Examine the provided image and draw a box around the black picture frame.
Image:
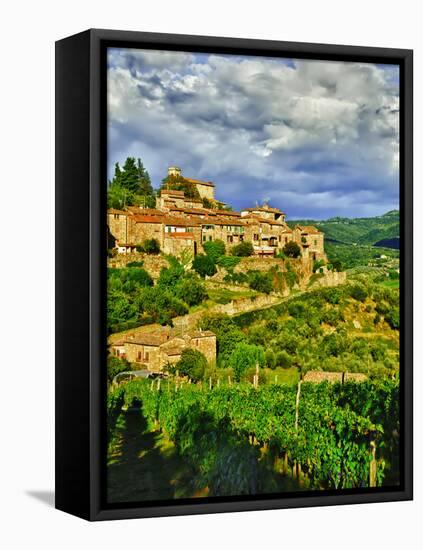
[55,28,413,521]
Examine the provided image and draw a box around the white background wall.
[0,1,420,548]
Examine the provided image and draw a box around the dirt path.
[107,409,200,503]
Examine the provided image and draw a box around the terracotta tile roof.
[185,177,215,187]
[242,206,284,214]
[126,207,163,216]
[161,189,185,196]
[168,207,210,215]
[132,215,164,224]
[297,225,321,234]
[201,216,246,226]
[163,216,200,227]
[212,209,241,217]
[108,208,129,215]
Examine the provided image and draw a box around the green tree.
[160,173,200,199]
[228,343,265,381]
[283,241,301,258]
[136,287,188,326]
[203,239,225,261]
[231,241,254,257]
[175,277,207,306]
[118,157,140,193]
[137,158,153,195]
[192,254,217,278]
[248,271,273,294]
[158,263,184,288]
[107,356,131,384]
[176,348,208,382]
[107,183,135,209]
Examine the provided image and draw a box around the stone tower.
[168,166,182,178]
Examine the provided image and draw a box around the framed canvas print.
[55,29,413,521]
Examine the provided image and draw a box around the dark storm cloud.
[107,48,399,218]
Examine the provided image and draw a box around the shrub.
[332,259,343,272]
[126,261,144,267]
[385,307,399,329]
[288,301,306,318]
[265,349,276,369]
[203,239,225,261]
[125,267,153,287]
[275,350,292,369]
[143,238,160,254]
[283,241,301,258]
[323,288,342,304]
[192,254,217,278]
[349,284,368,302]
[231,241,254,257]
[217,255,241,271]
[313,259,325,272]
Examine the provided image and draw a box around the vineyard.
[107,378,400,499]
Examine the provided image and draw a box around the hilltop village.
[107,166,342,375]
[108,166,326,262]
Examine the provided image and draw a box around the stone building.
[107,166,326,259]
[110,329,216,372]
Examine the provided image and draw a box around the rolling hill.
[288,210,399,248]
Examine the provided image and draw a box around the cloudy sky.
[107,47,399,220]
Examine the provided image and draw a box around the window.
[285,237,288,243]
[279,236,281,242]
[253,234,259,241]
[209,236,213,241]
[114,214,119,219]
[145,352,150,361]
[202,235,206,242]
[314,239,318,246]
[240,235,244,241]
[227,235,233,243]
[137,351,142,360]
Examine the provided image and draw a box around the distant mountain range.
[288,210,400,249]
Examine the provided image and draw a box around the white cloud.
[107,48,399,218]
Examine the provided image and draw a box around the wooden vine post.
[295,377,303,433]
[253,363,259,389]
[369,440,377,487]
